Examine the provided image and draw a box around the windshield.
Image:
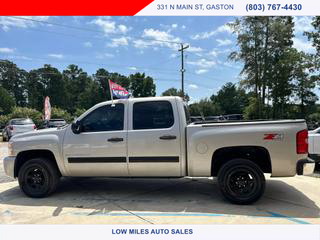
[11,119,34,125]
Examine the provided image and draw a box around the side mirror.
[71,121,82,134]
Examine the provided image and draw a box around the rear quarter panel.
[187,120,307,177]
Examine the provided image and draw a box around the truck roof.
[77,96,184,121]
[96,96,183,106]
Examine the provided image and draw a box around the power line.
[1,55,179,74]
[8,16,183,45]
[0,60,213,90]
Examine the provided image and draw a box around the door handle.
[159,135,177,140]
[107,137,124,142]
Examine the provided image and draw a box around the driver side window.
[81,104,124,132]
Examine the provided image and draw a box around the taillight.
[296,129,308,154]
[9,125,14,131]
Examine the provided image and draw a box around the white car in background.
[308,127,320,165]
[2,118,36,141]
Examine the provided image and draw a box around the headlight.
[8,142,14,156]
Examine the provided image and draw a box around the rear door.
[127,99,182,176]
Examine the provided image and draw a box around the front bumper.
[297,158,315,176]
[3,156,16,178]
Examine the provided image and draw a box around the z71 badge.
[264,133,284,141]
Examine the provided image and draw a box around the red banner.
[0,0,154,15]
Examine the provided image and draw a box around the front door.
[63,103,128,176]
[127,99,182,176]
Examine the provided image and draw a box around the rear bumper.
[297,158,315,176]
[3,156,16,178]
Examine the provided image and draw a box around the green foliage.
[229,16,319,120]
[161,87,190,102]
[0,115,10,127]
[0,60,27,107]
[0,87,15,114]
[210,82,249,114]
[51,107,72,123]
[244,97,266,120]
[305,16,320,58]
[188,98,223,117]
[8,107,42,126]
[308,112,320,122]
[129,72,156,97]
[74,108,87,118]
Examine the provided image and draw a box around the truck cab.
[63,97,186,177]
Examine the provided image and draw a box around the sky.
[0,16,316,103]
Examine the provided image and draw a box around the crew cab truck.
[3,97,315,204]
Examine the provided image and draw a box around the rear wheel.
[18,158,60,198]
[218,158,265,204]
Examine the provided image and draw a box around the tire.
[217,158,265,204]
[18,158,60,198]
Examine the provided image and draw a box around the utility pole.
[178,43,189,99]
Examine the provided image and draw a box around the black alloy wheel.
[218,158,265,204]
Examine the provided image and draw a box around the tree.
[74,108,87,118]
[26,65,66,112]
[0,60,27,106]
[210,82,249,114]
[63,64,93,112]
[268,17,295,118]
[51,107,72,122]
[188,98,222,117]
[305,16,320,58]
[292,51,318,118]
[129,72,156,97]
[229,17,296,119]
[93,68,112,102]
[161,87,190,102]
[0,87,15,114]
[229,17,272,117]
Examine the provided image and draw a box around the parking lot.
[0,141,319,224]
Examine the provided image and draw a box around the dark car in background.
[205,116,226,122]
[41,119,67,129]
[190,116,205,122]
[2,118,36,141]
[224,114,243,121]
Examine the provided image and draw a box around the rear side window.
[81,104,124,132]
[184,104,191,124]
[133,101,174,130]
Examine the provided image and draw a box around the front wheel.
[218,158,265,204]
[18,158,60,198]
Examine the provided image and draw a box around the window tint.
[183,104,191,124]
[81,104,124,132]
[133,101,174,130]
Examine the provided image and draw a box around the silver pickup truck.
[3,96,315,204]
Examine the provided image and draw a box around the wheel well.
[211,146,271,176]
[14,150,61,178]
